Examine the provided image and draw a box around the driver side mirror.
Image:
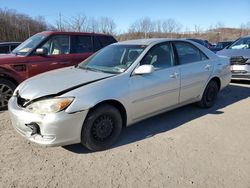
[35,48,48,56]
[133,65,154,75]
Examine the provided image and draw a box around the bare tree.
[129,17,155,38]
[87,17,99,32]
[71,14,89,32]
[55,14,116,34]
[99,17,116,34]
[162,18,182,33]
[155,20,162,33]
[0,8,49,42]
[215,21,225,29]
[194,24,202,34]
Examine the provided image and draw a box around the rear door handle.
[59,61,71,65]
[205,64,211,70]
[170,72,179,78]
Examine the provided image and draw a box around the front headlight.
[26,97,74,114]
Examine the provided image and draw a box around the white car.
[217,35,250,80]
[8,38,231,151]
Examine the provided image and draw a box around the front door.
[26,35,71,77]
[129,42,180,121]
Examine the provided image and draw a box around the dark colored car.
[217,36,250,81]
[187,39,212,49]
[0,42,21,54]
[211,41,234,53]
[0,31,117,109]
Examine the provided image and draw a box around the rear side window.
[71,35,92,54]
[0,45,10,53]
[93,36,102,51]
[11,45,19,51]
[174,42,208,65]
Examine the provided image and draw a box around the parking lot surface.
[0,82,250,188]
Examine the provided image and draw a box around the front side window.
[71,35,92,54]
[78,45,146,74]
[228,37,250,50]
[175,42,208,65]
[39,35,70,55]
[12,34,46,56]
[141,43,174,69]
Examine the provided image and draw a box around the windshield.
[215,42,224,48]
[12,34,47,55]
[78,44,146,74]
[228,37,250,50]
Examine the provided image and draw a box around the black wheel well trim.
[209,76,221,90]
[0,74,18,86]
[89,99,127,128]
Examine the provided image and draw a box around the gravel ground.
[0,82,250,188]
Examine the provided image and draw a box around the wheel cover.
[91,115,114,142]
[0,84,13,108]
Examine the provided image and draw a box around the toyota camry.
[8,38,231,151]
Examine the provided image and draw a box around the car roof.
[37,31,113,37]
[115,38,219,60]
[116,38,194,46]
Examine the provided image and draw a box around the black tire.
[81,104,123,151]
[197,80,219,108]
[0,78,16,110]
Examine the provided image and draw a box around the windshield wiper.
[78,66,103,73]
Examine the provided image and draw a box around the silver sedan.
[8,39,231,151]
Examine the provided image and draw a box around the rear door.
[0,45,10,54]
[173,41,213,103]
[68,35,94,64]
[130,42,180,120]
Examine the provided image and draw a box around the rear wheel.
[197,80,219,108]
[81,104,122,151]
[0,78,16,110]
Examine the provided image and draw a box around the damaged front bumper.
[8,96,88,147]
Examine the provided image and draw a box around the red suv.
[0,31,117,109]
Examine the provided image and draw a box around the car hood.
[217,49,250,58]
[17,66,114,100]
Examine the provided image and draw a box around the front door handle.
[170,72,179,78]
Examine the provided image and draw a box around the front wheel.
[197,80,219,108]
[81,104,123,151]
[0,78,16,110]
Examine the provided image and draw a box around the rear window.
[71,35,92,54]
